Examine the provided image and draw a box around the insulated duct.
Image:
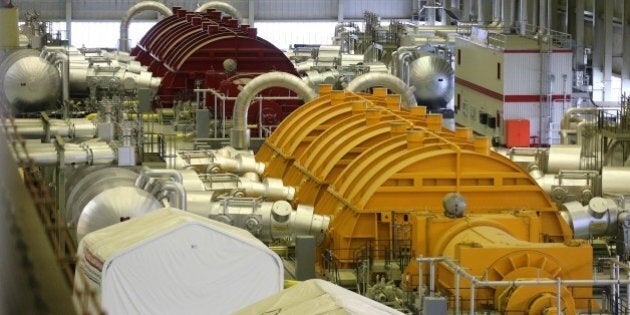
[230,72,318,149]
[345,72,418,109]
[119,1,173,52]
[194,1,243,23]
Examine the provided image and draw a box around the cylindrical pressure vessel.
[0,50,61,112]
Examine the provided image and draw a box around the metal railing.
[417,256,630,315]
[1,108,104,313]
[455,23,572,50]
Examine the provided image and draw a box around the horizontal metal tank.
[65,167,162,242]
[0,49,60,112]
[408,54,453,110]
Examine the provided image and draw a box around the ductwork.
[119,1,173,52]
[345,72,418,109]
[230,72,318,149]
[194,1,243,23]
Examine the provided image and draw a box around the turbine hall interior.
[2,0,630,314]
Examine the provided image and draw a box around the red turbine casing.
[131,7,301,125]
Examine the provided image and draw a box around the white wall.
[51,21,336,51]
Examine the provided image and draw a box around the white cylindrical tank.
[408,54,454,110]
[0,6,19,48]
[0,49,61,112]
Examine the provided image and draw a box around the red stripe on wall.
[504,95,571,102]
[455,77,503,101]
[503,49,572,53]
[457,77,571,103]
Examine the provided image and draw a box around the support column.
[477,0,492,24]
[427,0,436,25]
[443,0,452,25]
[623,0,630,94]
[248,0,255,26]
[529,0,538,31]
[65,0,71,44]
[461,0,471,22]
[518,0,528,35]
[593,0,614,101]
[338,0,344,22]
[568,0,585,69]
[501,0,515,32]
[412,0,419,17]
[549,0,561,32]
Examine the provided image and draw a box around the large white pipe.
[230,72,318,149]
[194,1,243,23]
[345,72,418,109]
[119,1,173,52]
[1,118,96,139]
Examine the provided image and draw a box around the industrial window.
[456,93,461,111]
[497,62,501,80]
[457,49,461,65]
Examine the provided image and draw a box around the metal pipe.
[51,52,70,111]
[194,1,243,23]
[119,1,173,52]
[135,168,184,191]
[429,260,436,296]
[426,0,436,26]
[455,271,460,315]
[501,0,515,31]
[491,0,502,26]
[561,107,618,130]
[518,0,528,35]
[469,281,475,314]
[418,255,423,311]
[1,118,96,139]
[230,72,317,149]
[158,181,187,210]
[556,277,561,315]
[477,0,492,24]
[537,0,547,36]
[345,72,418,109]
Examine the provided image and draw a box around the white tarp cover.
[74,207,283,315]
[233,279,405,315]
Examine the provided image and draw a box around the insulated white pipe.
[345,72,418,109]
[230,72,318,149]
[158,181,187,210]
[119,1,173,52]
[52,52,70,107]
[194,1,243,23]
[135,168,184,191]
